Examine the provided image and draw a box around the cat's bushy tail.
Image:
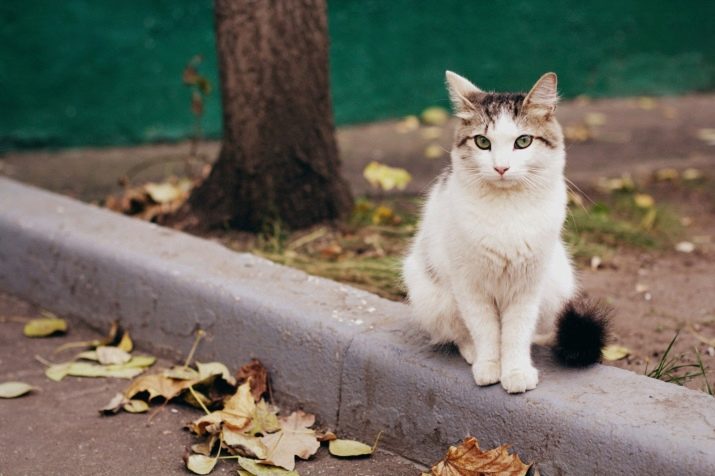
[552,300,611,367]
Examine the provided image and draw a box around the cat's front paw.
[501,366,539,394]
[472,360,501,386]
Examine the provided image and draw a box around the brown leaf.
[431,437,530,476]
[260,411,320,471]
[124,373,194,401]
[235,359,268,401]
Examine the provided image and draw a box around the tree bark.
[184,0,353,232]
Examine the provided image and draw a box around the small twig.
[147,399,169,424]
[34,355,53,367]
[184,329,206,369]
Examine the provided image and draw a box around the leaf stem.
[184,329,206,368]
[189,385,211,415]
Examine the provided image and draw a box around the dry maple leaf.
[260,411,320,471]
[124,373,194,401]
[189,382,256,435]
[431,437,530,476]
[235,359,268,401]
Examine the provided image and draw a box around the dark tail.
[553,300,611,367]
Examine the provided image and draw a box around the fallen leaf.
[695,128,715,146]
[420,126,443,140]
[363,161,412,192]
[164,365,201,380]
[590,256,602,271]
[24,316,67,337]
[238,456,299,476]
[395,115,419,133]
[675,241,695,253]
[682,168,703,181]
[636,97,656,110]
[123,399,150,413]
[47,361,145,381]
[633,193,654,209]
[654,168,679,182]
[424,144,444,159]
[317,431,337,442]
[99,392,128,414]
[0,381,35,398]
[584,112,606,127]
[191,437,217,457]
[145,182,184,204]
[122,355,156,369]
[96,346,132,365]
[197,362,237,386]
[236,359,268,401]
[260,411,320,470]
[602,345,630,361]
[328,439,374,457]
[248,400,281,436]
[564,124,591,142]
[124,373,193,400]
[118,331,134,352]
[185,452,219,475]
[76,350,99,361]
[421,106,449,126]
[431,436,530,476]
[222,427,268,459]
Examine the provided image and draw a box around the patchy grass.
[215,185,682,301]
[645,332,713,394]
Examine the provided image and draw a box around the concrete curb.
[1,177,713,475]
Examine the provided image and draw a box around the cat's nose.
[494,166,510,176]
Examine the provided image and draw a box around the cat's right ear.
[445,71,482,118]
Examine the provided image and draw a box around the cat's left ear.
[445,71,483,118]
[523,72,559,116]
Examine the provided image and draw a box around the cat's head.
[446,71,565,191]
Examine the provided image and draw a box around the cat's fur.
[403,71,608,393]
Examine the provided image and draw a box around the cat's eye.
[514,135,533,149]
[474,135,491,150]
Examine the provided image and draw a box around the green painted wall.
[2,1,713,150]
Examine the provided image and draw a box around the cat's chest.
[452,200,559,269]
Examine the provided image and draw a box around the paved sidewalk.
[0,292,424,476]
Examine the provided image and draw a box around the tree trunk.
[185,0,353,232]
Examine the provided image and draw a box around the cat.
[402,71,608,394]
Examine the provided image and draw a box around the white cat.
[403,71,608,394]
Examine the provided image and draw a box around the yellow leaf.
[123,399,149,413]
[0,381,35,398]
[197,361,237,386]
[124,373,194,400]
[584,112,606,127]
[163,366,200,380]
[395,115,419,133]
[421,106,449,126]
[118,331,133,352]
[99,392,127,414]
[185,452,219,475]
[636,97,656,110]
[49,361,145,380]
[682,168,703,181]
[121,355,156,369]
[602,345,630,361]
[260,411,320,470]
[145,181,184,204]
[238,456,299,476]
[431,437,530,476]
[363,161,412,192]
[654,168,679,182]
[328,439,374,457]
[222,428,268,459]
[24,316,67,337]
[96,346,132,365]
[424,144,444,159]
[420,126,443,140]
[633,193,654,209]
